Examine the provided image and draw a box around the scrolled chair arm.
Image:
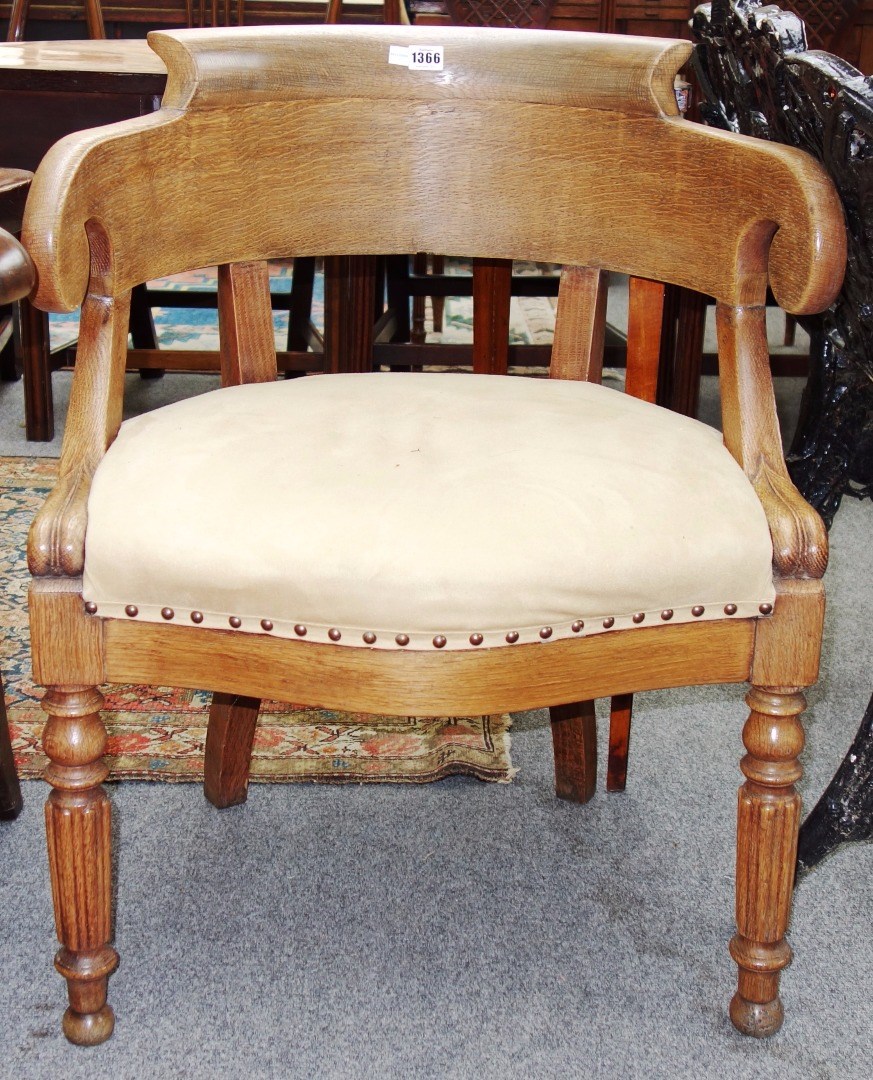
[27,281,132,578]
[715,300,829,581]
[750,457,828,579]
[28,464,93,577]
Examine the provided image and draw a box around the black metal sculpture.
[797,693,873,871]
[693,0,872,526]
[694,1,873,872]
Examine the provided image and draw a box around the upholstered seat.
[83,372,775,648]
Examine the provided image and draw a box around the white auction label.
[388,45,444,71]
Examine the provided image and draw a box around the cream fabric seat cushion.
[83,373,775,650]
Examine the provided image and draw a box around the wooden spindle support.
[730,686,805,1037]
[42,686,117,1046]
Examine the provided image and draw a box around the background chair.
[23,24,843,1046]
[0,222,34,822]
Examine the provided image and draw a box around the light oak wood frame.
[22,25,845,1045]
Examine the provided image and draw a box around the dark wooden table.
[0,38,385,440]
[0,39,166,439]
[0,39,165,174]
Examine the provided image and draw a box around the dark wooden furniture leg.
[411,251,428,345]
[323,255,377,373]
[7,0,105,41]
[0,673,23,820]
[129,282,163,379]
[472,258,512,374]
[83,0,106,39]
[287,256,316,354]
[606,693,632,793]
[797,691,873,872]
[550,701,597,804]
[670,288,707,418]
[5,0,31,41]
[18,296,53,442]
[431,254,445,332]
[385,253,411,345]
[203,692,261,808]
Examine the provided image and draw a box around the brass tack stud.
[632,612,645,624]
[692,605,705,617]
[571,620,584,633]
[84,601,98,615]
[724,604,737,616]
[602,617,615,629]
[433,635,447,649]
[661,609,674,621]
[363,631,377,645]
[469,633,484,646]
[190,611,204,624]
[229,616,242,629]
[125,605,138,618]
[328,628,342,641]
[505,631,519,644]
[260,619,273,632]
[539,627,553,640]
[758,603,773,615]
[161,607,174,621]
[294,624,307,637]
[395,634,410,647]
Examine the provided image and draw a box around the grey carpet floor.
[0,318,870,1078]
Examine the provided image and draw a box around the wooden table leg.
[0,302,18,380]
[18,295,54,442]
[287,256,316,353]
[671,288,707,418]
[130,283,164,380]
[5,0,31,42]
[472,258,512,374]
[0,673,23,820]
[323,255,377,373]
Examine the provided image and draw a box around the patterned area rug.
[1,457,513,784]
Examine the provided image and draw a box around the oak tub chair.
[22,24,844,1045]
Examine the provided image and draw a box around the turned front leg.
[42,686,118,1046]
[730,687,805,1037]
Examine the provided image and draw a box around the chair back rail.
[23,26,843,318]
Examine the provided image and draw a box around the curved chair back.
[24,25,842,318]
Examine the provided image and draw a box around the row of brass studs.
[86,601,774,641]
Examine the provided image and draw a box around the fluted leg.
[42,687,118,1046]
[730,686,805,1037]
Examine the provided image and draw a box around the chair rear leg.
[730,686,806,1037]
[607,693,633,792]
[42,686,117,1045]
[0,673,22,819]
[549,700,597,804]
[204,692,261,808]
